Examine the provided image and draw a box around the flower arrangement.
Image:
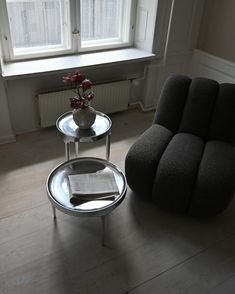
[62,70,94,110]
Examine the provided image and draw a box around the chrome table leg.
[65,142,70,161]
[106,134,111,161]
[75,142,79,157]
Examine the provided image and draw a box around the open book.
[68,169,119,205]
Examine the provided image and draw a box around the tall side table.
[46,157,127,245]
[56,111,112,161]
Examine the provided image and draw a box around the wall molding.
[189,49,235,82]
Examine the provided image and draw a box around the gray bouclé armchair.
[125,74,235,216]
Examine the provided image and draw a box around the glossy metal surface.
[56,111,112,143]
[47,157,127,217]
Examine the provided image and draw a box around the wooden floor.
[1,108,235,294]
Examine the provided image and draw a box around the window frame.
[0,0,135,62]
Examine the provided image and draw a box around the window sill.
[1,48,155,79]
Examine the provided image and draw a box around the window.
[5,0,71,56]
[0,0,134,61]
[80,0,131,50]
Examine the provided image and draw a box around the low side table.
[46,157,127,245]
[56,111,112,161]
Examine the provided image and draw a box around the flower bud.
[82,79,92,91]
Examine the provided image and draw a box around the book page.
[68,169,119,200]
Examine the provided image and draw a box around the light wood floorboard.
[0,108,235,294]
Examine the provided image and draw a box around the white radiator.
[38,80,130,127]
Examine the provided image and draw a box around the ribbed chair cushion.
[125,124,173,197]
[189,141,235,216]
[125,74,235,216]
[152,133,204,213]
[178,78,219,139]
[208,84,235,144]
[153,75,191,133]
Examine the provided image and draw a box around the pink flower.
[82,79,92,91]
[71,71,86,84]
[69,97,80,109]
[77,100,85,109]
[70,96,88,109]
[63,70,95,110]
[63,71,86,84]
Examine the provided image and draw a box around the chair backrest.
[154,74,235,145]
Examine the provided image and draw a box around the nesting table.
[56,111,112,161]
[47,157,127,245]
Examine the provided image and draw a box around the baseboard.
[0,134,16,145]
[189,49,235,83]
[129,102,156,112]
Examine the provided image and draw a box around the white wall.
[197,0,235,63]
[141,0,205,109]
[0,77,15,143]
[190,0,235,84]
[0,0,205,142]
[0,43,15,143]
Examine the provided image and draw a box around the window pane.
[81,0,123,42]
[6,0,70,53]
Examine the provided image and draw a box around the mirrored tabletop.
[56,111,112,143]
[47,157,127,217]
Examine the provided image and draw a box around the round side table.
[56,111,112,161]
[47,157,127,245]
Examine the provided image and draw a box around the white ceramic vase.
[72,106,96,129]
